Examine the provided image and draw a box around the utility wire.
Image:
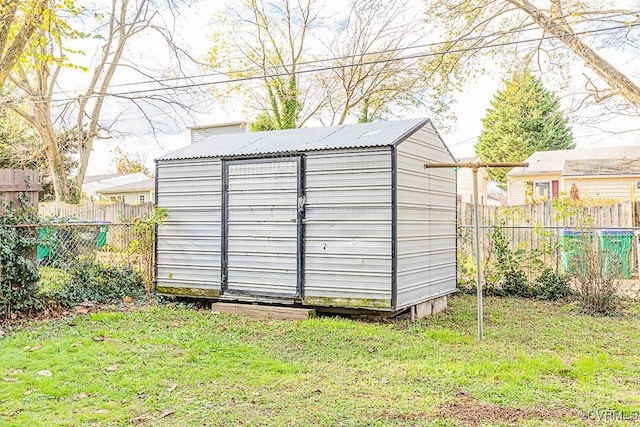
[9,20,640,106]
[49,9,640,96]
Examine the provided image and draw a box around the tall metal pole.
[472,166,483,341]
[424,161,528,342]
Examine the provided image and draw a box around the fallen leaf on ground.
[158,410,175,419]
[75,306,89,314]
[74,392,88,400]
[105,364,120,372]
[29,344,42,352]
[12,369,23,375]
[167,384,178,393]
[92,336,106,342]
[170,322,180,327]
[36,370,52,377]
[123,296,134,303]
[131,415,154,423]
[3,378,16,382]
[95,409,109,414]
[23,389,34,396]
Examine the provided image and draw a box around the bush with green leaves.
[531,268,572,301]
[38,260,145,308]
[490,222,530,297]
[0,195,41,319]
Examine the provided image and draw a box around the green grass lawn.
[1,295,639,426]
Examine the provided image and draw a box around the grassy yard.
[1,296,639,426]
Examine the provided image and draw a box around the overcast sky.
[72,0,640,176]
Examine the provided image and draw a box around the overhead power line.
[47,9,639,97]
[9,19,640,106]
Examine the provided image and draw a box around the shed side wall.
[156,159,222,294]
[303,148,392,308]
[396,127,457,309]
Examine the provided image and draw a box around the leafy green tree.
[0,107,76,199]
[112,147,151,176]
[475,69,574,186]
[421,0,640,116]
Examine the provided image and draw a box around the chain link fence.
[35,222,142,268]
[458,224,640,285]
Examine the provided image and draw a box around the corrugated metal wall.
[156,159,222,293]
[225,159,300,297]
[396,127,457,308]
[304,148,393,308]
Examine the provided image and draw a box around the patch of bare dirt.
[434,390,579,426]
[380,390,582,426]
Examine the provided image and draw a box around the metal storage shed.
[155,118,457,315]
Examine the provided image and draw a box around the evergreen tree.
[475,70,574,187]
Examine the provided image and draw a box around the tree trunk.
[512,0,640,108]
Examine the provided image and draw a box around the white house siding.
[396,127,457,309]
[456,168,489,204]
[507,173,559,205]
[155,159,222,294]
[303,148,393,308]
[101,191,152,205]
[563,176,640,201]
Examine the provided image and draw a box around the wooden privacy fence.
[457,201,640,278]
[458,201,636,228]
[0,169,40,209]
[39,201,154,222]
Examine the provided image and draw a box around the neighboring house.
[95,177,155,204]
[82,173,150,202]
[189,121,248,144]
[507,146,640,205]
[456,157,491,204]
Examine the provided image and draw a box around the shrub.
[531,268,572,301]
[490,223,530,297]
[122,207,167,299]
[0,195,41,319]
[497,268,529,297]
[457,277,477,295]
[570,243,622,315]
[38,260,145,308]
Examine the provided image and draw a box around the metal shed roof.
[157,118,430,161]
[563,158,640,177]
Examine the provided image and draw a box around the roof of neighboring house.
[507,146,640,177]
[84,173,128,183]
[82,172,150,196]
[188,121,247,130]
[97,177,155,194]
[563,158,640,176]
[158,118,434,161]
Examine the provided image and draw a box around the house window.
[139,194,145,203]
[109,195,124,202]
[534,182,551,200]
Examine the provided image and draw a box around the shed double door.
[223,158,303,297]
